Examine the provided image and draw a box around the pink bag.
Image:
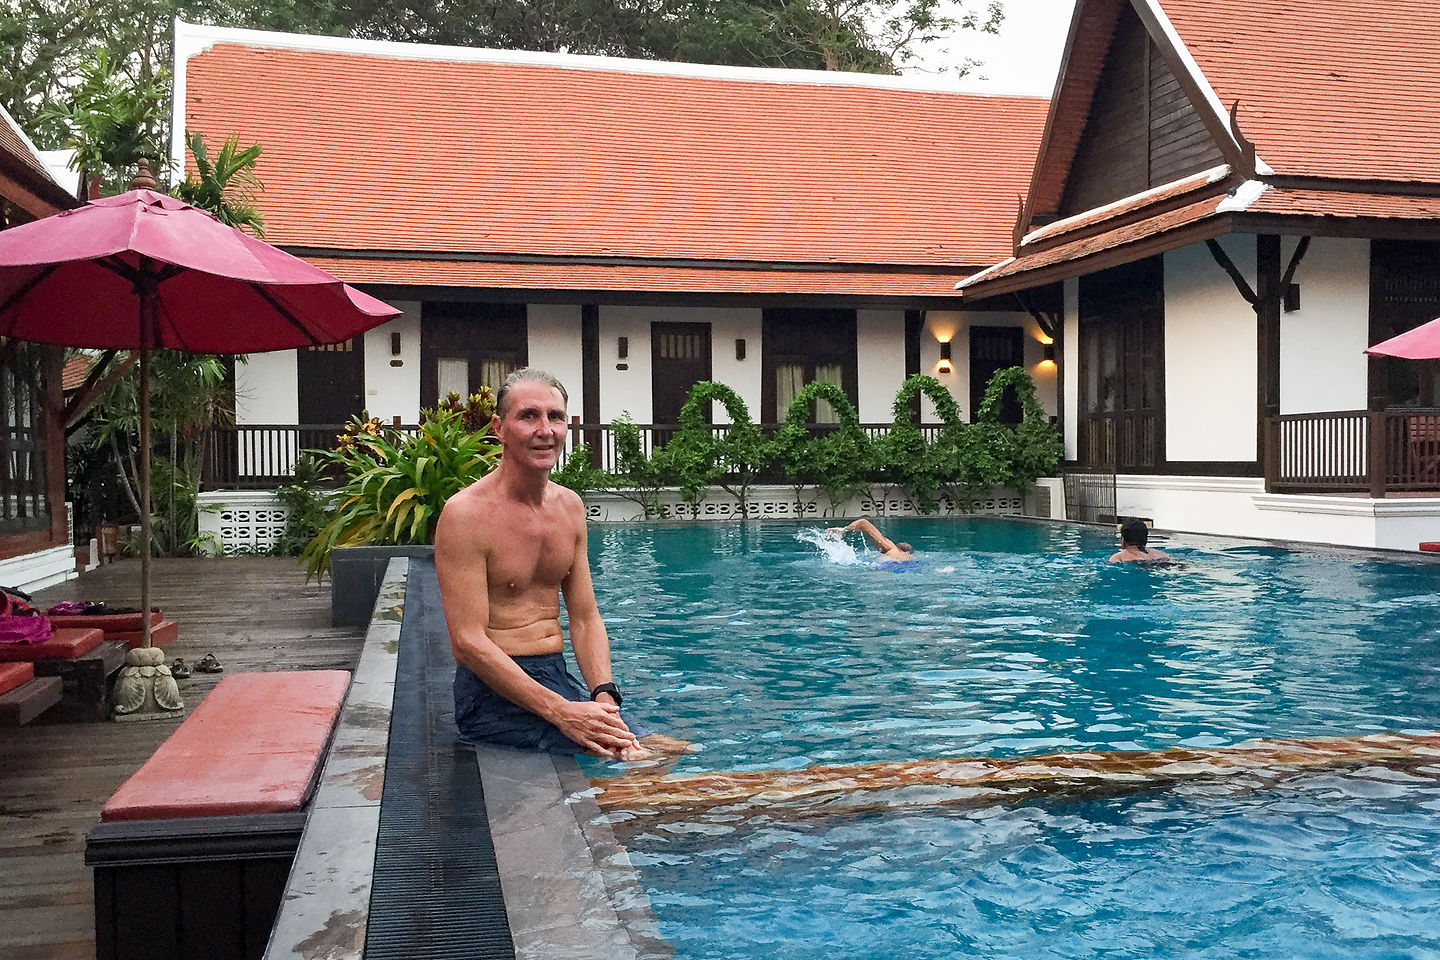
[0,589,53,644]
[0,614,52,645]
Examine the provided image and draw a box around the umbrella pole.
[111,307,182,720]
[139,345,152,649]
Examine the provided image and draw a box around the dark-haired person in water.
[826,517,916,563]
[1109,518,1172,563]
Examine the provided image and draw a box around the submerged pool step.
[593,730,1440,816]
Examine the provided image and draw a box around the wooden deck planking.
[0,557,364,960]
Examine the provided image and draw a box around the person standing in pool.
[1109,518,1172,563]
[435,368,684,760]
[826,517,915,562]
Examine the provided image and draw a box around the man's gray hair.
[496,367,569,417]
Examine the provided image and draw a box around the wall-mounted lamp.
[617,336,628,359]
[735,338,746,361]
[390,331,402,356]
[1284,283,1301,312]
[937,339,952,375]
[1041,344,1056,365]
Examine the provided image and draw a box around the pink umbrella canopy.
[0,189,400,655]
[0,189,397,350]
[1365,316,1440,360]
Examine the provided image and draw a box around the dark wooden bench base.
[86,812,306,960]
[0,675,62,725]
[33,640,127,721]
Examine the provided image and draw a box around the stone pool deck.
[254,556,670,960]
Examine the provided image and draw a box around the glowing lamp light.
[937,339,952,374]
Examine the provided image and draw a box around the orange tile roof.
[1161,0,1440,183]
[961,194,1232,297]
[0,106,75,216]
[1245,189,1440,220]
[61,356,93,392]
[1023,165,1232,250]
[180,30,1047,297]
[307,256,966,300]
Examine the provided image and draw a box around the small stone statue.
[112,646,185,721]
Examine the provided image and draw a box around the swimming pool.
[577,519,1440,959]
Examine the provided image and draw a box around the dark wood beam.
[63,350,138,432]
[580,304,600,466]
[1205,239,1259,310]
[1256,235,1283,461]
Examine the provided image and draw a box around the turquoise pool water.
[578,519,1440,959]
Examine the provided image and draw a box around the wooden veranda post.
[1368,396,1387,499]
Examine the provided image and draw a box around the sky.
[909,0,1079,96]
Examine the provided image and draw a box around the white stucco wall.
[362,301,420,423]
[527,304,584,416]
[1112,476,1440,553]
[926,309,1057,424]
[856,310,907,421]
[709,309,763,423]
[1064,278,1079,460]
[235,349,298,425]
[597,305,763,424]
[1164,237,1258,461]
[1279,236,1371,414]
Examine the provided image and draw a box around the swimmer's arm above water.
[837,517,898,554]
[434,497,639,758]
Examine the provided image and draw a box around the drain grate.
[366,558,516,960]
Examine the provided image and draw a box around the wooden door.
[969,326,1024,425]
[297,338,364,424]
[1078,257,1165,470]
[651,322,711,433]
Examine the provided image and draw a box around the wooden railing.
[203,421,946,489]
[1077,412,1162,472]
[1264,406,1440,496]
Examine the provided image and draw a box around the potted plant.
[302,391,499,624]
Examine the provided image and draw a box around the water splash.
[796,527,869,565]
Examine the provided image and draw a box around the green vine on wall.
[974,366,1063,491]
[772,381,873,513]
[880,374,965,512]
[610,414,669,517]
[663,381,771,516]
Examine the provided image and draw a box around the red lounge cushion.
[0,662,34,696]
[0,628,105,662]
[102,670,350,822]
[110,620,179,649]
[1421,542,1440,553]
[47,611,163,632]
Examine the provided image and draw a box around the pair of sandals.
[170,654,222,679]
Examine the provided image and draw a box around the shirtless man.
[435,368,677,760]
[826,517,915,562]
[1108,518,1173,563]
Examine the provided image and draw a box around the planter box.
[331,544,435,626]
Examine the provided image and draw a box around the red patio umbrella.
[0,189,399,668]
[1365,316,1440,360]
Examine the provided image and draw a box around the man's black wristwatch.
[590,682,622,706]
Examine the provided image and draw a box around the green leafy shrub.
[663,382,771,516]
[878,374,965,513]
[771,382,873,513]
[973,366,1063,491]
[551,443,607,494]
[300,403,500,577]
[610,414,669,517]
[270,453,336,557]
